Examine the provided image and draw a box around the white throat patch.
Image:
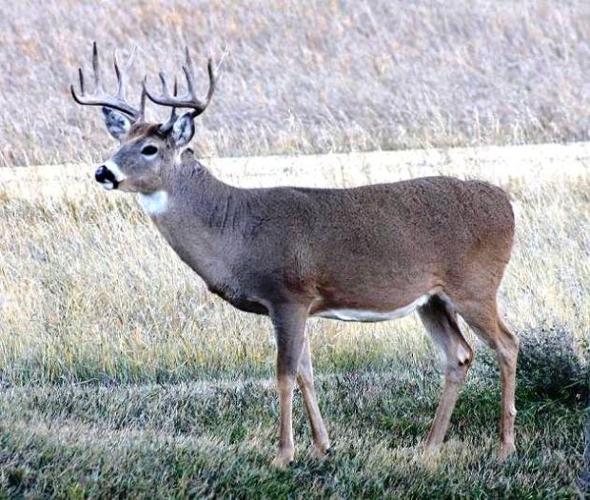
[138,191,169,216]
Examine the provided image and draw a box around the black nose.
[95,165,118,187]
[95,165,108,183]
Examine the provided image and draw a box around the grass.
[1,0,589,495]
[0,369,584,498]
[0,153,588,496]
[1,0,590,167]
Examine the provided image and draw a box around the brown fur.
[127,147,518,466]
[85,114,519,466]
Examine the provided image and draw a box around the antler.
[158,79,180,134]
[71,42,144,121]
[144,47,216,119]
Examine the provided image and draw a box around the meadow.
[1,0,589,167]
[1,147,588,497]
[1,0,589,497]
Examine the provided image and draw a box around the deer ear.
[102,107,131,140]
[170,112,195,147]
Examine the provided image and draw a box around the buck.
[72,43,519,467]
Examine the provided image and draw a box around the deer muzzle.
[95,165,118,190]
[95,160,127,190]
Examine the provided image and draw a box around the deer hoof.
[310,444,332,460]
[498,443,516,461]
[271,453,294,469]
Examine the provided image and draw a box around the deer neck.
[138,155,244,287]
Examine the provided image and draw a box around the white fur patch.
[138,191,169,216]
[104,159,127,182]
[101,180,114,191]
[457,344,471,365]
[315,294,430,322]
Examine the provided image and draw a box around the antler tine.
[183,47,197,97]
[113,51,123,100]
[113,46,137,102]
[182,49,217,117]
[138,83,147,122]
[158,77,179,134]
[77,67,85,95]
[172,77,179,119]
[204,58,216,107]
[144,47,216,119]
[181,65,196,100]
[92,42,103,92]
[71,42,141,121]
[159,72,172,98]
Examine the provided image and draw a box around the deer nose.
[95,165,118,189]
[95,165,108,183]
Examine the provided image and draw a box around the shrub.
[475,325,588,404]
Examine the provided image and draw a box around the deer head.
[71,42,216,193]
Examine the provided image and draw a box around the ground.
[0,367,584,497]
[0,148,587,497]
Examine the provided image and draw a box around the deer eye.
[141,145,158,156]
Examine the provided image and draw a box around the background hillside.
[1,0,590,167]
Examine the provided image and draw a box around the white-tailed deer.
[72,43,519,467]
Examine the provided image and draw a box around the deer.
[71,43,519,467]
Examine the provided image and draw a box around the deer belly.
[314,294,430,322]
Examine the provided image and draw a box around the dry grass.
[0,150,588,384]
[0,148,588,495]
[1,0,590,167]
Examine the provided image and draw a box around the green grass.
[0,366,585,498]
[1,155,588,496]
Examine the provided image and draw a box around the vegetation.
[0,0,588,496]
[1,0,590,167]
[0,368,584,498]
[1,154,587,497]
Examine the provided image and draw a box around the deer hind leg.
[270,302,308,468]
[457,300,519,459]
[297,336,330,458]
[418,295,474,452]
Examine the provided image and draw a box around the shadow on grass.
[579,402,590,495]
[475,325,588,406]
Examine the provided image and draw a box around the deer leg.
[495,318,519,459]
[297,335,330,457]
[270,302,308,468]
[418,296,474,452]
[458,301,519,459]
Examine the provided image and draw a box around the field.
[1,0,589,498]
[1,146,589,497]
[1,0,590,167]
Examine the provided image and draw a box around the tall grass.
[1,150,587,496]
[1,0,590,167]
[0,158,587,386]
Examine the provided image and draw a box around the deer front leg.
[270,302,308,468]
